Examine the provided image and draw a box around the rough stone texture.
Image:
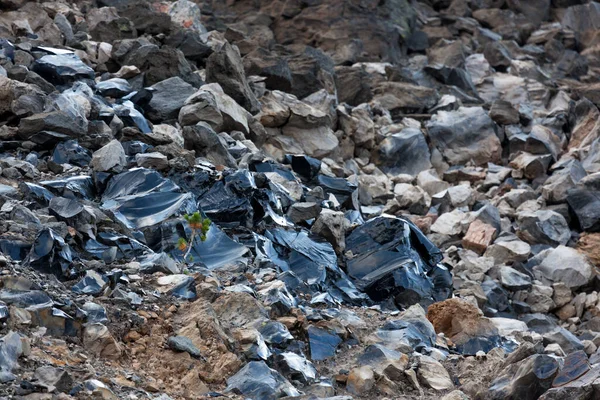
[145,77,196,122]
[427,107,502,166]
[534,246,594,289]
[417,355,454,391]
[375,128,432,176]
[462,220,496,254]
[206,43,260,114]
[183,123,237,168]
[90,140,126,173]
[517,210,570,247]
[346,366,375,395]
[2,0,600,399]
[83,323,122,360]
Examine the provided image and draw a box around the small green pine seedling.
[179,212,211,262]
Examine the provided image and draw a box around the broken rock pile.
[1,0,600,399]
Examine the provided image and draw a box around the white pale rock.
[153,124,184,147]
[490,317,528,336]
[431,210,466,236]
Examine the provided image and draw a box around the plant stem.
[183,229,196,261]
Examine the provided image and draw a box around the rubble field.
[2,0,600,399]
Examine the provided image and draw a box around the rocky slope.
[1,0,600,399]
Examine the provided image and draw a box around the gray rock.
[439,184,474,208]
[33,365,73,393]
[18,111,86,139]
[311,209,346,255]
[509,152,552,180]
[376,128,432,176]
[226,360,299,398]
[487,354,558,400]
[167,336,204,359]
[145,76,197,122]
[201,83,250,134]
[372,81,438,115]
[542,160,587,204]
[135,152,169,171]
[179,88,224,128]
[10,205,41,225]
[543,327,585,354]
[82,323,122,359]
[527,284,555,314]
[358,344,407,377]
[168,0,207,33]
[96,78,133,98]
[490,99,519,125]
[90,140,126,173]
[426,106,501,166]
[183,122,237,168]
[534,245,594,289]
[338,104,375,148]
[347,366,375,395]
[484,239,531,264]
[517,210,570,246]
[430,209,466,236]
[115,42,202,87]
[483,41,513,69]
[358,173,394,205]
[500,266,532,291]
[417,354,454,391]
[0,331,24,383]
[206,42,260,114]
[287,202,322,223]
[472,204,502,233]
[501,188,537,209]
[273,352,317,384]
[393,183,431,215]
[275,125,339,160]
[417,169,450,196]
[567,188,600,232]
[552,282,573,308]
[562,2,600,32]
[539,365,600,400]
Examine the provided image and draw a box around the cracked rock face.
[1,0,600,399]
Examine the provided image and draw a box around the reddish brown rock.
[426,298,498,348]
[462,220,497,254]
